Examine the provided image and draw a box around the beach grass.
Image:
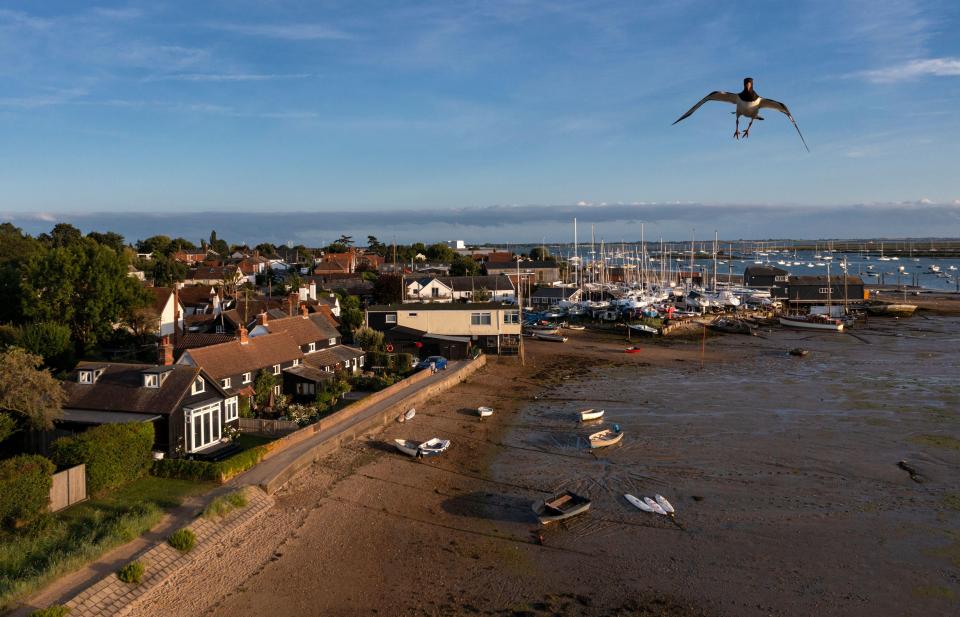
[0,476,211,611]
[202,489,250,520]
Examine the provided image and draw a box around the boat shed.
[743,265,790,299]
[786,275,865,307]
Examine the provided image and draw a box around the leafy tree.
[341,308,364,332]
[337,234,354,246]
[17,322,74,371]
[255,243,277,257]
[0,347,65,431]
[253,369,277,409]
[208,230,229,256]
[87,231,126,254]
[372,273,403,305]
[473,286,492,302]
[151,254,188,287]
[0,223,42,323]
[529,247,553,261]
[353,325,384,352]
[137,235,172,256]
[21,238,151,350]
[450,254,480,276]
[39,223,83,248]
[366,235,386,256]
[325,242,349,254]
[169,237,197,253]
[426,243,456,262]
[0,413,15,443]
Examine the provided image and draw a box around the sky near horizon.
[2,1,960,242]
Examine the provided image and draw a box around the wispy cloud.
[858,57,960,82]
[142,72,311,83]
[0,88,86,108]
[210,22,352,41]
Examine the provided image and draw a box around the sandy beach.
[136,319,960,617]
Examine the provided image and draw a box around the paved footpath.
[13,360,472,616]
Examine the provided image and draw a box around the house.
[172,250,209,264]
[404,276,516,303]
[184,265,244,287]
[365,302,522,357]
[177,285,222,316]
[306,274,374,298]
[744,266,790,298]
[60,351,237,458]
[314,251,357,274]
[486,260,561,285]
[249,309,342,354]
[147,287,185,338]
[786,275,865,307]
[285,345,366,401]
[530,286,582,307]
[177,328,304,406]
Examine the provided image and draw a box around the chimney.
[288,292,299,316]
[309,281,317,301]
[159,335,174,366]
[257,312,268,327]
[301,303,309,318]
[239,325,249,345]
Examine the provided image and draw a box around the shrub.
[49,423,154,494]
[28,606,70,617]
[116,561,145,585]
[203,489,249,519]
[353,325,384,352]
[0,455,55,529]
[213,446,267,482]
[396,353,414,373]
[150,446,267,483]
[167,528,196,553]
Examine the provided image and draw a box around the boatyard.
[132,315,960,617]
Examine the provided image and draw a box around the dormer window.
[309,342,316,352]
[328,338,336,346]
[79,370,93,384]
[78,367,105,385]
[272,364,281,375]
[143,374,159,388]
[191,376,205,395]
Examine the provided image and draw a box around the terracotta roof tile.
[181,332,303,380]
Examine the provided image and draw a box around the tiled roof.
[175,332,236,354]
[178,285,218,306]
[261,315,331,347]
[148,287,173,314]
[181,332,303,380]
[304,344,364,369]
[283,364,334,382]
[62,363,221,416]
[789,275,864,285]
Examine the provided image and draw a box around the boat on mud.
[779,314,844,332]
[393,437,451,458]
[533,491,592,524]
[589,427,624,448]
[579,408,604,422]
[865,302,917,317]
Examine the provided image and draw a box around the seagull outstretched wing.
[759,98,810,152]
[672,91,739,125]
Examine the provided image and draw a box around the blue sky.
[2,1,960,242]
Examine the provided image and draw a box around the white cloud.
[859,57,960,82]
[210,22,352,41]
[919,197,933,204]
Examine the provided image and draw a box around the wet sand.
[138,319,960,617]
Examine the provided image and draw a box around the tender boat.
[579,408,604,422]
[627,323,658,336]
[589,427,624,449]
[393,437,451,458]
[865,302,917,317]
[533,491,592,524]
[624,346,642,354]
[477,406,494,419]
[533,332,568,342]
[397,408,416,423]
[779,314,844,332]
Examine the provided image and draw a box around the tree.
[151,254,188,287]
[353,326,384,352]
[0,223,42,324]
[450,254,480,276]
[473,286,492,302]
[325,242,349,254]
[366,235,386,256]
[137,235,172,256]
[529,247,553,262]
[337,234,354,247]
[208,230,228,256]
[426,243,456,262]
[39,223,83,248]
[255,243,277,257]
[87,231,126,254]
[253,369,277,409]
[0,347,65,431]
[168,237,197,253]
[21,238,151,350]
[372,274,403,305]
[17,322,75,372]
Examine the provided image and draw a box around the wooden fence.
[239,417,299,435]
[50,464,86,512]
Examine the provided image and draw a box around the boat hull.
[589,429,624,448]
[779,316,844,331]
[579,409,604,421]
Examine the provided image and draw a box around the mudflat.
[138,318,960,617]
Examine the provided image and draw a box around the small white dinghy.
[397,408,416,423]
[588,427,623,449]
[393,437,450,458]
[579,408,604,422]
[477,406,494,419]
[625,494,654,512]
[643,496,668,516]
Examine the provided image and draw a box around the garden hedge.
[0,454,55,528]
[49,422,154,494]
[151,445,267,483]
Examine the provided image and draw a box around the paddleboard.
[655,494,675,514]
[625,494,654,512]
[643,496,668,516]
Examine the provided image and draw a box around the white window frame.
[184,402,222,453]
[293,359,301,366]
[79,371,93,384]
[273,384,282,396]
[191,376,205,395]
[224,397,238,422]
[309,342,316,352]
[144,373,159,388]
[273,364,281,375]
[242,372,252,384]
[385,314,397,324]
[328,337,336,346]
[222,377,231,389]
[471,312,492,326]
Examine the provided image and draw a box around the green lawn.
[0,475,213,611]
[234,433,275,451]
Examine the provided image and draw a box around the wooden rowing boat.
[477,406,494,418]
[578,408,604,422]
[533,491,591,524]
[589,428,623,448]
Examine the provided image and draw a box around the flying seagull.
[673,77,809,152]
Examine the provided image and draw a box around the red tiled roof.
[181,332,303,380]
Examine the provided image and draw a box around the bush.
[116,561,145,585]
[350,374,395,392]
[203,489,249,519]
[167,528,196,553]
[49,423,154,494]
[150,446,267,483]
[28,606,70,617]
[0,455,55,529]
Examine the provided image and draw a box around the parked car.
[415,356,448,371]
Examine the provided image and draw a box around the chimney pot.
[159,335,174,366]
[239,325,249,344]
[301,303,309,318]
[257,312,268,327]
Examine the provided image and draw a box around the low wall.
[260,355,487,494]
[261,367,435,461]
